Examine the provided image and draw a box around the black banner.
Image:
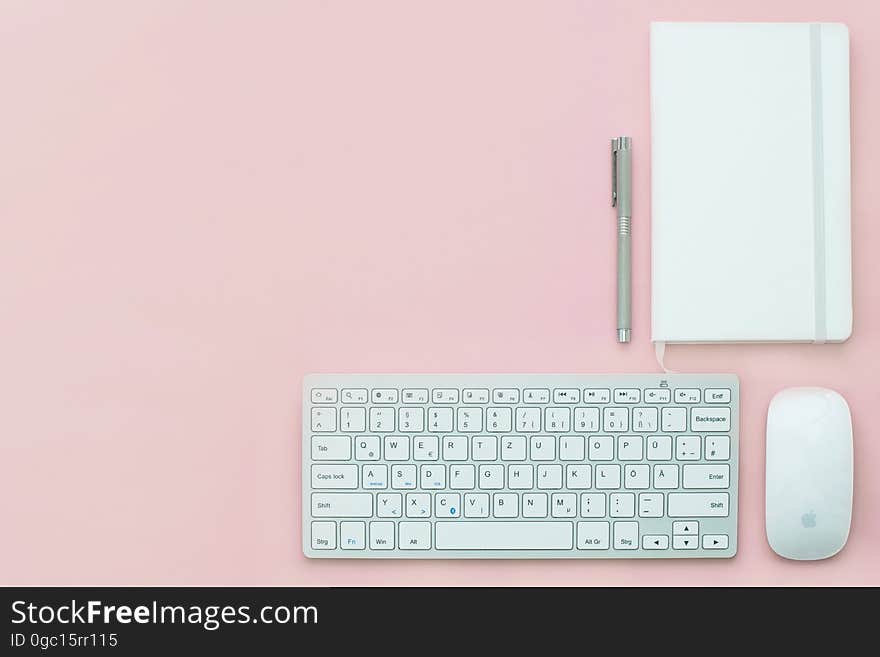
[0,586,863,652]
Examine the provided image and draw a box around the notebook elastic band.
[810,23,827,344]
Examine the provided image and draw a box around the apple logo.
[801,511,817,528]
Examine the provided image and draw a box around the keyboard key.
[573,407,600,432]
[340,407,366,432]
[674,388,700,403]
[589,435,614,461]
[624,464,650,489]
[602,407,629,432]
[566,464,592,489]
[420,464,446,489]
[632,407,658,432]
[311,388,337,403]
[690,407,731,432]
[427,407,454,432]
[515,407,541,432]
[537,464,563,489]
[398,407,424,432]
[613,521,639,549]
[312,435,351,461]
[311,521,337,550]
[653,464,679,489]
[478,464,504,489]
[368,407,394,432]
[340,521,365,550]
[646,435,672,461]
[638,493,663,517]
[463,388,489,403]
[523,492,548,517]
[644,388,671,403]
[432,388,459,404]
[683,464,730,489]
[355,435,380,460]
[472,436,497,461]
[376,493,402,518]
[383,435,409,461]
[523,388,550,403]
[595,464,621,489]
[311,407,337,432]
[370,522,395,549]
[493,388,520,403]
[464,493,490,518]
[551,493,577,517]
[559,435,585,461]
[508,464,534,489]
[643,535,669,550]
[435,493,461,518]
[583,388,610,403]
[493,493,519,518]
[341,388,368,403]
[311,493,372,517]
[530,435,555,461]
[673,535,697,550]
[661,407,687,432]
[362,464,388,488]
[610,493,635,517]
[577,521,610,549]
[704,388,731,404]
[667,492,730,517]
[457,407,483,432]
[501,435,527,461]
[553,388,580,404]
[442,435,468,460]
[544,407,570,432]
[399,522,432,549]
[405,493,431,518]
[436,521,573,550]
[614,388,640,403]
[413,435,439,460]
[402,388,428,403]
[580,493,606,517]
[617,436,643,461]
[450,465,476,489]
[702,534,729,549]
[486,407,512,432]
[673,521,698,536]
[676,435,701,460]
[705,435,731,460]
[371,388,399,404]
[312,464,358,489]
[391,464,417,489]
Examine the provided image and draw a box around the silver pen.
[611,137,632,343]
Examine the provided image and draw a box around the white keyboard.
[302,374,738,558]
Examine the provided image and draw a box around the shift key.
[311,493,373,517]
[667,493,729,517]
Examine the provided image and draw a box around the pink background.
[2,1,878,586]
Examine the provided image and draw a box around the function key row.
[311,387,732,405]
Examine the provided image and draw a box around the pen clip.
[611,138,619,207]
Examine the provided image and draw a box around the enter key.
[682,465,730,489]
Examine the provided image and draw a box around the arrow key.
[673,535,698,550]
[702,534,729,550]
[672,520,698,536]
[642,535,669,550]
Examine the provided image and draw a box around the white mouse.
[765,387,853,560]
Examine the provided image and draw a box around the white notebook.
[651,22,852,344]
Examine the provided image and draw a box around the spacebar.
[435,522,573,550]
